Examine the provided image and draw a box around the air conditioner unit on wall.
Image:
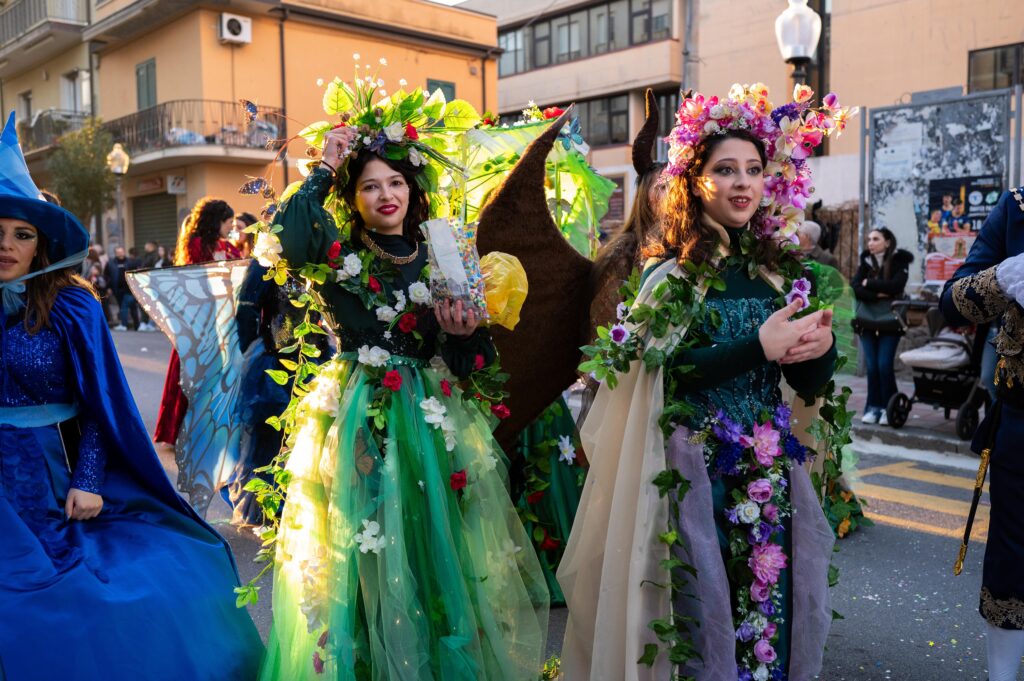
[220,13,252,45]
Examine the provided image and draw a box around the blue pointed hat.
[0,110,88,263]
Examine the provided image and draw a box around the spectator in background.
[86,263,109,302]
[797,220,839,269]
[135,241,161,331]
[852,227,914,425]
[155,244,171,267]
[233,212,258,258]
[104,246,141,331]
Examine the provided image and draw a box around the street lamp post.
[106,143,130,247]
[774,0,822,91]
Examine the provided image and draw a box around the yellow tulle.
[481,252,528,330]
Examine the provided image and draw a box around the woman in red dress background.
[154,197,240,445]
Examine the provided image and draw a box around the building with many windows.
[0,0,497,250]
[464,0,685,227]
[464,0,1024,219]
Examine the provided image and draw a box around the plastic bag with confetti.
[419,217,489,321]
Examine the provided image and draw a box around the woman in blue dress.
[0,112,262,680]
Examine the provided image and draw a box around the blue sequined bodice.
[0,321,72,407]
[687,296,782,429]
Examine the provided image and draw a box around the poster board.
[923,175,1002,284]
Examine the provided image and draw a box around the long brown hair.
[174,197,234,265]
[340,153,429,245]
[594,162,665,280]
[23,232,97,334]
[651,129,781,270]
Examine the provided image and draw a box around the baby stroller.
[885,301,990,440]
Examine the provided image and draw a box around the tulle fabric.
[665,427,835,681]
[259,356,549,681]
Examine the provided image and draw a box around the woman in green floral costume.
[560,84,856,681]
[257,121,548,679]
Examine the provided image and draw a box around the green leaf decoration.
[422,88,447,121]
[298,121,332,147]
[323,79,354,115]
[442,99,481,130]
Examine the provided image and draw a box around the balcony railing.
[0,0,88,47]
[104,100,284,158]
[18,109,89,154]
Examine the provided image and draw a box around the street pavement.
[114,330,993,678]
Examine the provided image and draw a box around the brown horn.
[631,89,660,175]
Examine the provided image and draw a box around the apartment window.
[654,89,680,138]
[136,59,157,110]
[968,43,1023,93]
[427,79,456,102]
[61,69,90,113]
[577,93,630,147]
[17,91,32,123]
[498,1,670,76]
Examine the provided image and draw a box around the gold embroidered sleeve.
[949,265,1008,324]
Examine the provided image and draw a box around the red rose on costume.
[368,276,382,293]
[405,124,419,140]
[398,312,417,334]
[542,106,565,119]
[331,122,347,129]
[317,630,329,648]
[313,651,325,674]
[473,354,485,371]
[482,117,495,126]
[491,403,510,420]
[382,370,402,392]
[526,490,545,504]
[440,379,452,397]
[450,470,467,491]
[539,530,560,551]
[327,240,342,261]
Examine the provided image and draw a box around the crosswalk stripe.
[857,461,988,494]
[862,510,987,541]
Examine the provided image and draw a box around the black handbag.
[854,298,899,332]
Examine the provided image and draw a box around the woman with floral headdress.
[0,114,262,679]
[254,86,548,679]
[560,85,856,681]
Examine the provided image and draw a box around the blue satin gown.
[0,286,263,680]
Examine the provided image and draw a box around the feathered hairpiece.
[664,83,857,238]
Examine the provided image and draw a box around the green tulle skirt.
[514,397,587,605]
[259,356,550,681]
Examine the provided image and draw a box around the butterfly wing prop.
[127,260,250,516]
[476,110,595,453]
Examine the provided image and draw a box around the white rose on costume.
[753,665,769,681]
[441,417,457,452]
[357,345,391,367]
[703,120,721,135]
[362,136,373,146]
[383,122,405,143]
[478,452,498,473]
[419,396,447,426]
[307,378,341,414]
[735,501,761,525]
[393,290,407,312]
[343,253,362,277]
[353,519,386,554]
[376,306,397,323]
[408,282,431,305]
[709,104,727,120]
[407,147,425,167]
[252,231,283,267]
[745,612,768,634]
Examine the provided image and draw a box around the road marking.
[851,460,989,541]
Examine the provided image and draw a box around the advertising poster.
[924,175,1001,284]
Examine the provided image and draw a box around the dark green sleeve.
[275,165,340,267]
[440,328,498,379]
[670,331,768,386]
[781,335,837,403]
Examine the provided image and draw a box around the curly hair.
[24,232,97,334]
[339,153,429,245]
[650,129,782,270]
[174,197,234,265]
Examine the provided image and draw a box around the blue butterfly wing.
[127,261,249,516]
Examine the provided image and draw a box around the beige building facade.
[1,0,497,250]
[464,0,1024,214]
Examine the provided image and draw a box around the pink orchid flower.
[740,422,781,466]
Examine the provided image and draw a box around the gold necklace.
[360,229,419,265]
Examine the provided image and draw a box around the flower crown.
[664,83,857,237]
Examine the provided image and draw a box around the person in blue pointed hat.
[0,111,264,680]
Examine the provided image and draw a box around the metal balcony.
[103,99,285,171]
[19,108,89,155]
[0,0,88,76]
